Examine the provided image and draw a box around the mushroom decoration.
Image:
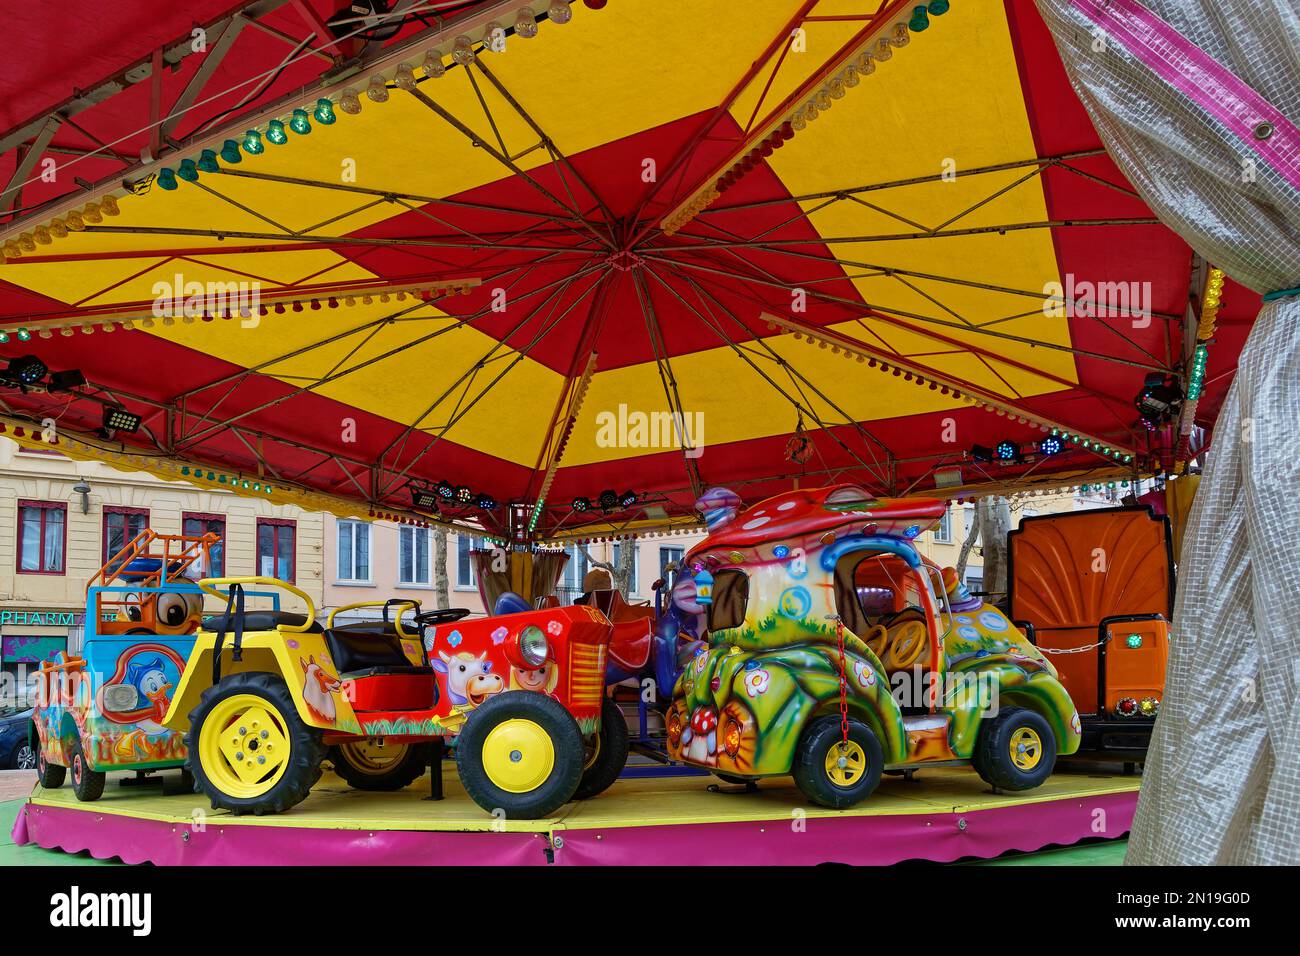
[684,706,719,765]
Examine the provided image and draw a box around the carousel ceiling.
[0,0,1258,540]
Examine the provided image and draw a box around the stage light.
[476,493,498,511]
[994,440,1018,462]
[265,120,288,145]
[410,485,441,510]
[435,479,456,501]
[47,369,87,392]
[455,485,473,504]
[598,489,619,513]
[102,405,141,434]
[1038,435,1063,456]
[242,129,265,154]
[619,490,638,509]
[1135,372,1183,426]
[970,444,994,463]
[572,496,591,513]
[313,98,337,125]
[5,355,47,385]
[289,108,312,135]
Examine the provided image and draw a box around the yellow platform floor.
[25,762,1141,833]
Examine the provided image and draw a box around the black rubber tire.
[971,706,1057,792]
[329,741,431,792]
[69,736,106,802]
[573,698,630,800]
[455,691,584,819]
[791,716,884,809]
[35,734,66,789]
[185,672,326,816]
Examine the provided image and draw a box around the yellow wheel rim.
[1009,727,1043,771]
[481,719,555,794]
[198,693,292,799]
[824,740,867,788]
[337,740,410,776]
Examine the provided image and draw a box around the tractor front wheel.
[186,672,325,816]
[455,691,583,819]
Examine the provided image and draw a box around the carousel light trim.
[0,2,583,260]
[0,278,480,340]
[662,1,951,236]
[762,311,1140,461]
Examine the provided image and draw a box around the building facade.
[0,437,324,704]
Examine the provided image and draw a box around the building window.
[17,500,66,574]
[456,535,480,590]
[104,506,149,567]
[337,520,371,583]
[659,546,685,579]
[934,507,952,544]
[557,544,589,600]
[257,519,296,582]
[399,525,432,586]
[613,542,640,596]
[182,513,225,577]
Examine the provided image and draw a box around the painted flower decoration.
[490,626,508,645]
[743,668,770,698]
[546,619,563,636]
[853,660,876,688]
[693,652,708,674]
[447,630,463,648]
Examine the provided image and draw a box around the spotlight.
[435,479,456,501]
[455,485,473,504]
[572,496,591,513]
[598,489,619,513]
[47,369,87,392]
[994,440,1019,462]
[1038,435,1063,456]
[102,405,141,434]
[410,484,441,510]
[619,490,638,509]
[970,444,994,464]
[5,355,47,386]
[475,493,497,511]
[1135,373,1183,426]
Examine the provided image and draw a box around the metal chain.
[1037,637,1110,655]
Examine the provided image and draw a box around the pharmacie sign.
[0,609,78,627]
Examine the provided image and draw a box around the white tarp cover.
[1035,0,1300,864]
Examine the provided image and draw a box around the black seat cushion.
[325,627,422,675]
[203,611,322,633]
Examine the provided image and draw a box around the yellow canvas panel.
[152,300,562,466]
[0,256,168,305]
[81,259,283,308]
[187,249,374,287]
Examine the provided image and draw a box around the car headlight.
[518,624,548,667]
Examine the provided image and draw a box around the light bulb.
[365,76,389,102]
[857,51,876,74]
[548,1,572,25]
[876,38,893,59]
[484,21,507,53]
[422,51,445,78]
[452,35,474,65]
[515,8,539,37]
[339,89,362,114]
[394,62,417,90]
[891,23,911,46]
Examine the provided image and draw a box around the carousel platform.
[10,763,1139,866]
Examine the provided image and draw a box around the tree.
[432,526,450,610]
[975,496,1012,597]
[955,504,981,581]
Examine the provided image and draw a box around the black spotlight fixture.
[47,368,87,392]
[3,355,48,387]
[410,484,441,510]
[1038,434,1063,456]
[571,496,591,513]
[994,440,1019,462]
[618,490,638,509]
[970,444,995,464]
[455,485,473,505]
[1135,373,1183,427]
[435,479,456,501]
[475,493,497,511]
[102,405,142,434]
[597,489,619,513]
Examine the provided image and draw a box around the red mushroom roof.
[690,485,947,553]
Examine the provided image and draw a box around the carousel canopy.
[0,0,1257,541]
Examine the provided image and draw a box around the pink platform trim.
[1069,0,1300,190]
[14,789,1136,866]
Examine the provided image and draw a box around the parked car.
[1,706,37,770]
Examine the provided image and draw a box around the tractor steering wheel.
[413,608,472,627]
